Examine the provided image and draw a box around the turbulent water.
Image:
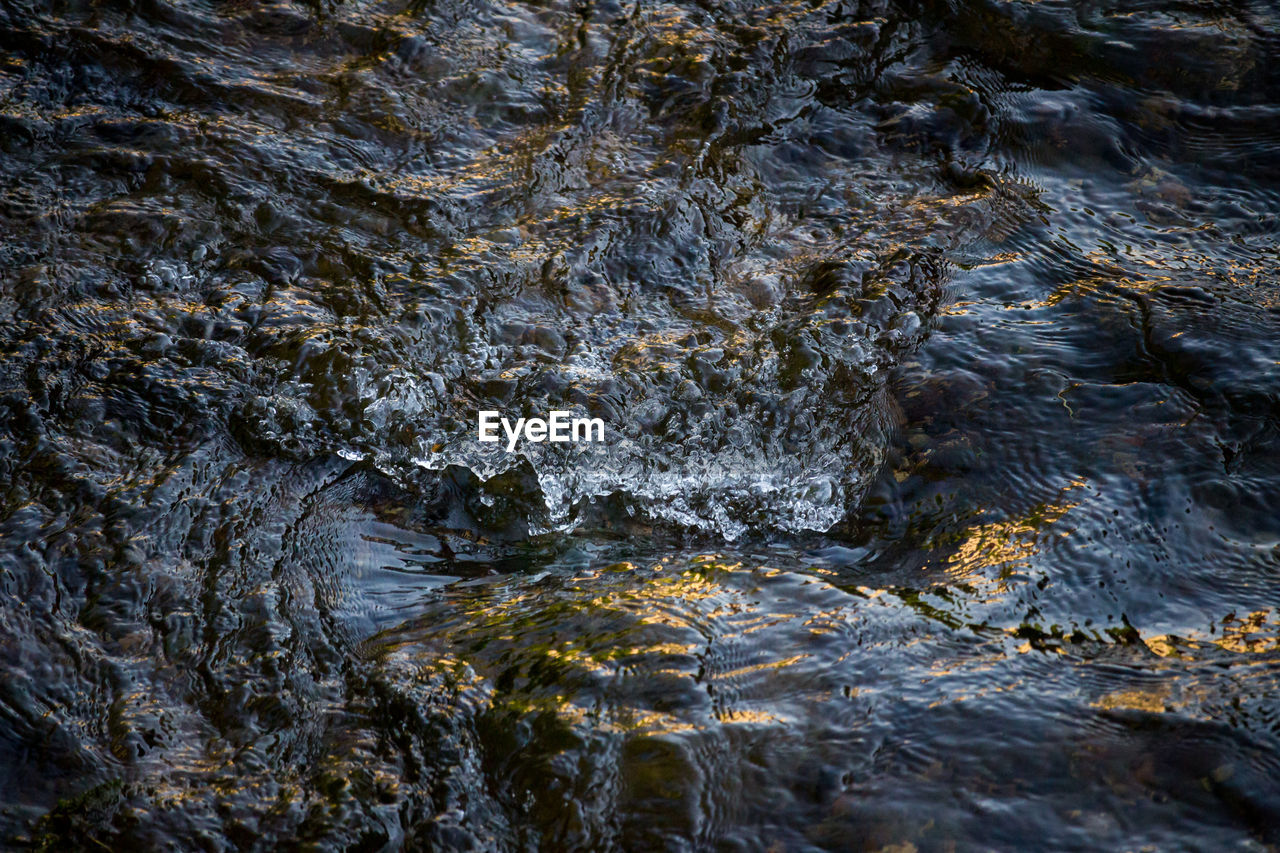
[0,0,1278,847]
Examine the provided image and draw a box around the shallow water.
[0,0,1278,848]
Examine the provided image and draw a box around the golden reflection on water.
[1144,609,1280,658]
[372,557,848,737]
[1091,684,1172,713]
[945,478,1084,593]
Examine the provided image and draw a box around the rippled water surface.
[1,0,1279,847]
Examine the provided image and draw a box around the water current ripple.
[0,0,1278,848]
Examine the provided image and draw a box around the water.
[0,0,1278,847]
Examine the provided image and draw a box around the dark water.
[1,0,1279,847]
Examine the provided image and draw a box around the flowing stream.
[1,0,1278,848]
